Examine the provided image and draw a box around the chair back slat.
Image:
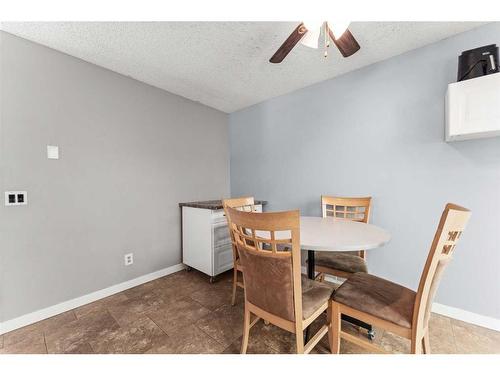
[225,207,302,323]
[413,203,471,335]
[321,196,371,222]
[321,196,372,258]
[222,197,255,212]
[223,197,256,262]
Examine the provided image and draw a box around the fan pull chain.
[324,23,329,58]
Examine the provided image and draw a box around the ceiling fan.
[270,21,360,63]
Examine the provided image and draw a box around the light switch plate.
[5,191,28,206]
[47,145,59,159]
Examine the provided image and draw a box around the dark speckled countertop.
[179,200,267,210]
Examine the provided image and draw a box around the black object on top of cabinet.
[457,44,499,82]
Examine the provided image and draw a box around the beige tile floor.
[1,269,499,354]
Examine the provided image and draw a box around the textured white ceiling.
[1,22,486,112]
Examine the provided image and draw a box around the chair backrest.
[321,196,372,258]
[222,197,255,212]
[225,207,302,323]
[321,196,371,223]
[412,203,471,335]
[223,197,255,262]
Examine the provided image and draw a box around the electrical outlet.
[5,191,28,206]
[124,253,134,266]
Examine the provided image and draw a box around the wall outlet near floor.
[124,253,134,266]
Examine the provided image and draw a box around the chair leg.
[241,304,251,354]
[329,301,341,354]
[231,268,238,306]
[327,302,333,351]
[294,317,305,354]
[422,333,431,354]
[411,337,423,354]
[295,331,304,354]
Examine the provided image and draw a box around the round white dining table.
[258,216,391,276]
[297,216,390,281]
[299,216,391,252]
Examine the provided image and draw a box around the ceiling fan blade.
[328,27,360,57]
[270,23,307,63]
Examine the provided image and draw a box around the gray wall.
[230,23,500,320]
[0,32,229,322]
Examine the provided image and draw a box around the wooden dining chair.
[225,207,335,354]
[328,203,471,354]
[222,197,256,306]
[315,196,372,280]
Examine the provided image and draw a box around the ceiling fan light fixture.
[302,20,324,32]
[300,27,321,49]
[269,20,360,63]
[328,20,350,39]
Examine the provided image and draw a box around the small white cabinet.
[181,201,263,280]
[446,73,500,141]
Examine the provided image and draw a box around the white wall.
[0,32,229,322]
[230,23,500,320]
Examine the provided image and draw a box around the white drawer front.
[213,222,231,247]
[212,204,262,221]
[211,209,226,223]
[214,244,234,275]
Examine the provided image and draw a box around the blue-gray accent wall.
[229,23,500,319]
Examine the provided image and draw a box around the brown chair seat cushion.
[301,275,336,320]
[314,252,368,274]
[333,272,416,328]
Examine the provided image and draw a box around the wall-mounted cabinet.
[446,73,500,141]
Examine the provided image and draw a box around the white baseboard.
[0,263,185,335]
[300,265,500,332]
[431,303,500,332]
